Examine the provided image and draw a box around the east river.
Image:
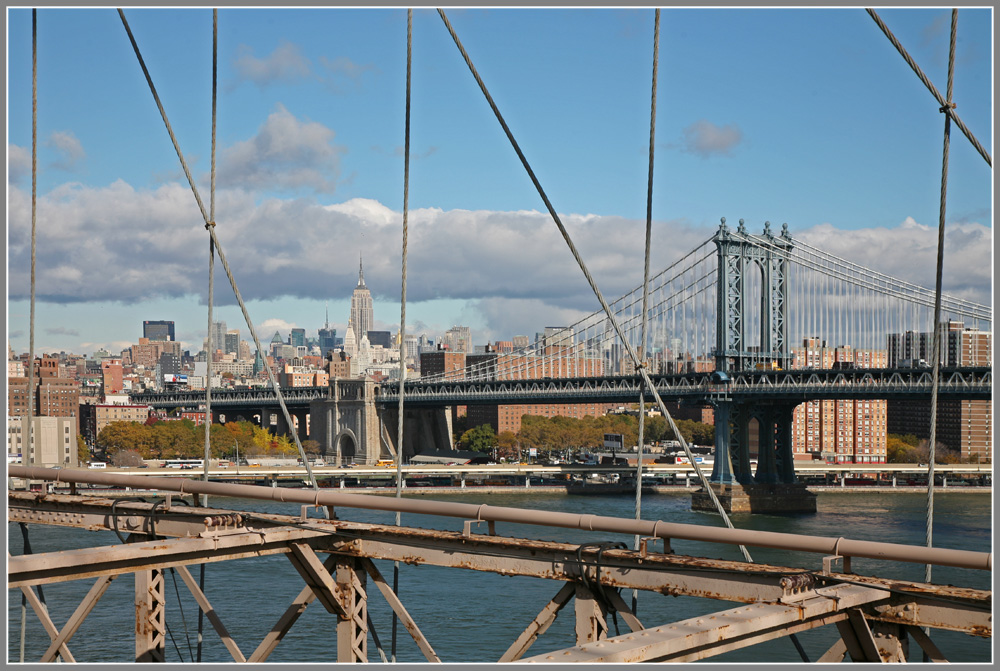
[8,490,992,664]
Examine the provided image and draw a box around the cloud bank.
[8,175,992,346]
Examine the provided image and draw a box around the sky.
[6,6,994,358]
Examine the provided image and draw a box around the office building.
[8,416,78,468]
[143,320,175,342]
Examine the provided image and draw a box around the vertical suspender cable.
[391,9,413,663]
[21,10,38,663]
[202,8,218,509]
[632,7,659,615]
[196,9,219,664]
[925,8,958,590]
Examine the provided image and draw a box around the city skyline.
[7,7,993,356]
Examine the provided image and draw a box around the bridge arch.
[333,430,359,465]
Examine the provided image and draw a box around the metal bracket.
[638,536,671,557]
[822,554,851,575]
[463,520,496,538]
[300,505,335,522]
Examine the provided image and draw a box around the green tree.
[77,434,90,465]
[459,424,496,453]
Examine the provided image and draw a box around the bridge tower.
[702,220,813,512]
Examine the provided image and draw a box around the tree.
[301,439,322,456]
[77,434,90,465]
[459,424,495,453]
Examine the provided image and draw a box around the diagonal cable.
[437,9,750,560]
[865,8,990,167]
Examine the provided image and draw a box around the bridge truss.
[7,469,992,664]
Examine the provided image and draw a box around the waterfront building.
[80,403,151,448]
[790,338,887,463]
[8,415,78,468]
[886,321,992,462]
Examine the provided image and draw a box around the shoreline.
[52,484,992,499]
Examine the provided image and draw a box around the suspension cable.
[437,9,750,561]
[925,7,958,588]
[202,8,218,508]
[23,12,37,660]
[391,9,413,664]
[865,8,990,167]
[633,8,659,614]
[117,9,321,494]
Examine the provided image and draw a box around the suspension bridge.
[11,7,992,665]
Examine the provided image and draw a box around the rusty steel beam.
[7,527,332,588]
[18,582,75,662]
[39,575,115,663]
[174,565,247,662]
[10,466,991,571]
[286,542,349,616]
[8,492,990,639]
[358,557,441,663]
[522,583,890,663]
[499,582,576,662]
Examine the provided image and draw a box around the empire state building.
[350,256,374,343]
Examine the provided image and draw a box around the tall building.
[210,321,228,353]
[790,339,888,463]
[442,326,472,353]
[350,256,374,343]
[224,329,240,355]
[367,330,392,349]
[319,306,338,357]
[887,322,992,462]
[143,320,175,342]
[289,328,306,348]
[101,358,124,395]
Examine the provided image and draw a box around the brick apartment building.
[789,339,888,463]
[886,321,992,462]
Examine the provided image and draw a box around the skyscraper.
[319,304,338,357]
[210,321,227,353]
[143,320,175,342]
[289,328,306,348]
[350,256,374,342]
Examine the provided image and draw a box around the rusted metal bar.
[574,584,609,644]
[842,609,883,662]
[248,554,339,663]
[40,575,115,663]
[18,582,75,662]
[498,582,576,663]
[174,565,246,662]
[603,588,644,633]
[135,569,166,662]
[286,542,349,616]
[359,557,441,663]
[335,560,368,663]
[904,624,948,662]
[10,466,991,571]
[523,583,888,663]
[816,638,848,663]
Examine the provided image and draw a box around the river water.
[8,490,992,664]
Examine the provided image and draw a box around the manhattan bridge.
[136,217,992,487]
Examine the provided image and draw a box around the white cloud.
[46,131,85,171]
[8,144,30,184]
[679,120,743,157]
[232,42,311,87]
[7,180,991,344]
[318,55,377,93]
[218,104,343,193]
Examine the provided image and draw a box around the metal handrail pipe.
[9,466,991,571]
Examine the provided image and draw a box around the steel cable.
[437,9,749,561]
[633,8,659,615]
[391,9,413,663]
[865,8,990,167]
[925,8,958,589]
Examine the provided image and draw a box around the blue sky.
[6,6,994,357]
